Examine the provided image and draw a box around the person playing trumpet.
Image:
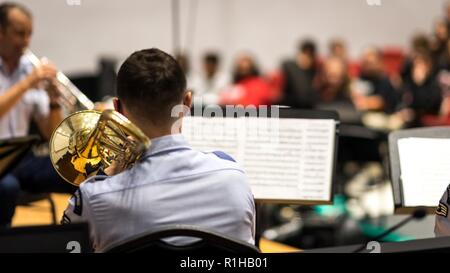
[0,2,75,228]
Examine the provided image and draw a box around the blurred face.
[412,56,431,84]
[297,52,314,70]
[324,58,345,86]
[331,43,347,59]
[446,5,450,21]
[0,8,32,62]
[413,57,430,73]
[361,51,383,77]
[435,21,448,41]
[203,61,217,77]
[236,56,253,78]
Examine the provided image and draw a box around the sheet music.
[182,116,335,202]
[398,138,450,207]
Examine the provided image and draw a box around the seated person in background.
[175,51,201,95]
[328,39,348,61]
[437,39,450,73]
[431,19,449,67]
[317,57,360,124]
[397,51,442,127]
[192,52,230,105]
[317,57,351,104]
[0,2,76,228]
[401,34,432,84]
[279,39,320,109]
[219,53,273,106]
[328,38,361,79]
[62,48,255,252]
[351,47,400,114]
[445,0,450,31]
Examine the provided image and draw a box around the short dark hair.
[203,52,220,66]
[116,48,187,125]
[298,39,317,57]
[0,2,32,29]
[411,34,430,53]
[413,49,433,66]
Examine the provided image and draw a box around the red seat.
[382,47,406,76]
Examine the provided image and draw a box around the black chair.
[104,225,260,254]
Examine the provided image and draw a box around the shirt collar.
[0,54,32,75]
[141,134,191,159]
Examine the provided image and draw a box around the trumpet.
[23,49,95,111]
[49,109,150,186]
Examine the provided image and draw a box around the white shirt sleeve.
[61,189,87,225]
[435,185,450,237]
[61,175,110,251]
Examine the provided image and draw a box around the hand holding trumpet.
[25,59,57,89]
[24,50,95,110]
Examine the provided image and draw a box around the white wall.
[13,0,448,74]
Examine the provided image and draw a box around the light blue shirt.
[0,55,49,139]
[63,134,256,252]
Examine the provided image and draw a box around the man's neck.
[206,72,216,80]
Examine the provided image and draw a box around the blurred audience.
[401,34,432,84]
[398,51,442,127]
[178,2,450,131]
[279,39,320,109]
[219,54,273,106]
[351,47,400,114]
[175,52,201,95]
[431,19,449,66]
[444,1,450,36]
[193,52,230,105]
[318,57,351,104]
[328,39,348,61]
[436,39,450,71]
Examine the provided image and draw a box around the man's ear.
[113,98,122,114]
[183,90,192,109]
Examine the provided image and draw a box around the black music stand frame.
[0,135,40,180]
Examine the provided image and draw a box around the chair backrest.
[104,225,260,254]
[0,223,91,253]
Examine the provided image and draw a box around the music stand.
[389,127,450,214]
[188,106,340,205]
[187,106,339,247]
[0,135,40,180]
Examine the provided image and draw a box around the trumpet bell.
[50,110,150,186]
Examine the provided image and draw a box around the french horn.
[49,109,151,186]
